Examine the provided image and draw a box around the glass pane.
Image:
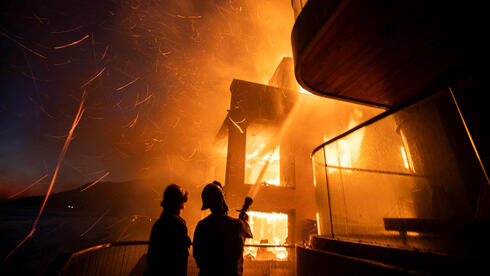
[316,89,490,254]
[291,0,309,19]
[312,148,332,237]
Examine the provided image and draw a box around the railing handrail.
[70,241,149,258]
[323,164,427,178]
[69,241,295,256]
[54,240,296,274]
[311,107,396,157]
[310,87,452,157]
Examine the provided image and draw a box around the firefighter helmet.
[201,181,225,210]
[161,184,188,209]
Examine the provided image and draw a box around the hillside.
[4,179,165,217]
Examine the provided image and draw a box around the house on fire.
[51,1,490,275]
[213,58,309,261]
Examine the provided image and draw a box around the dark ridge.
[2,179,164,217]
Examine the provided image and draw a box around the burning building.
[212,55,381,266]
[5,0,489,275]
[214,58,300,262]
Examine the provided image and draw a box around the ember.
[53,34,90,50]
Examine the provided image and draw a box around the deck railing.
[53,241,296,276]
[311,87,490,257]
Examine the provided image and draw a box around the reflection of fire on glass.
[324,127,365,170]
[316,212,321,234]
[399,129,415,173]
[244,211,288,261]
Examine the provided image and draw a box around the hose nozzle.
[238,197,253,221]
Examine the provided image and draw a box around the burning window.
[245,125,280,186]
[244,211,289,261]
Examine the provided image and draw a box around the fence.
[56,241,296,276]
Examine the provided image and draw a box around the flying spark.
[7,174,49,200]
[0,30,47,59]
[50,26,82,34]
[101,44,110,60]
[125,112,139,128]
[80,66,106,88]
[53,34,90,50]
[116,77,140,91]
[80,171,111,192]
[80,209,111,237]
[2,91,87,264]
[53,60,72,66]
[134,94,153,107]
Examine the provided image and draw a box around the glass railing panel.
[327,169,430,246]
[58,242,295,276]
[312,148,332,237]
[292,0,309,19]
[313,88,490,255]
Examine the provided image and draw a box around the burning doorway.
[245,211,289,261]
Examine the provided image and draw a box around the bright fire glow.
[264,179,280,186]
[316,212,321,235]
[400,147,410,169]
[407,231,421,237]
[325,128,365,169]
[338,140,352,167]
[299,85,314,95]
[244,211,289,261]
[245,127,281,186]
[399,129,415,172]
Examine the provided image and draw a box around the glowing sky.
[0,0,295,198]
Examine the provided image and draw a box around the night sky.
[0,0,294,199]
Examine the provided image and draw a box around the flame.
[245,127,281,187]
[246,145,280,186]
[264,179,280,186]
[244,211,289,260]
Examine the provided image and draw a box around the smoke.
[0,0,296,198]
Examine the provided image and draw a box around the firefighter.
[145,184,191,276]
[193,181,253,276]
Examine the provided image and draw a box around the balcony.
[49,241,296,275]
[305,87,490,274]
